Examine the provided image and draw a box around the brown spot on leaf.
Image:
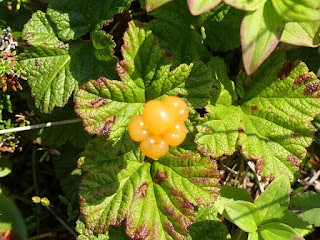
[90,97,108,108]
[268,106,273,110]
[164,204,175,216]
[294,74,311,85]
[256,158,264,174]
[178,93,185,98]
[251,105,258,110]
[165,49,172,59]
[277,60,295,80]
[238,127,245,133]
[96,77,107,88]
[134,225,150,239]
[180,199,193,213]
[137,183,148,199]
[154,170,168,184]
[298,154,304,159]
[204,128,210,133]
[164,222,179,239]
[118,164,124,170]
[171,188,185,198]
[305,83,320,95]
[293,132,299,138]
[100,116,116,135]
[269,175,275,182]
[287,154,300,169]
[35,60,40,69]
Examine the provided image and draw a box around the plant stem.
[109,21,121,35]
[0,118,82,135]
[45,206,77,237]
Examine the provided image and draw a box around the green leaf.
[286,47,320,74]
[47,0,132,41]
[19,39,116,113]
[259,222,302,240]
[19,47,74,112]
[207,57,237,106]
[187,220,231,239]
[76,216,110,240]
[203,4,244,52]
[223,0,266,11]
[21,11,62,47]
[0,157,12,178]
[187,0,222,15]
[0,194,27,239]
[290,192,320,227]
[145,0,173,12]
[241,1,284,75]
[225,201,261,232]
[194,205,218,222]
[91,30,118,68]
[248,231,261,240]
[38,104,91,148]
[280,21,320,48]
[145,0,211,65]
[75,21,212,150]
[254,175,290,224]
[279,210,314,237]
[214,185,253,216]
[271,0,320,22]
[79,138,220,239]
[195,52,320,180]
[52,144,82,199]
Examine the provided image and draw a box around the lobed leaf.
[21,11,62,47]
[290,192,320,227]
[196,52,320,180]
[187,220,231,239]
[75,21,212,149]
[19,40,115,113]
[47,0,132,41]
[207,57,237,106]
[79,138,220,239]
[144,0,211,66]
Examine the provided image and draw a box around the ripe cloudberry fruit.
[128,96,188,159]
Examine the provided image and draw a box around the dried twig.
[247,161,264,193]
[0,118,82,135]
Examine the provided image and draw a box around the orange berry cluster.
[128,96,189,159]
